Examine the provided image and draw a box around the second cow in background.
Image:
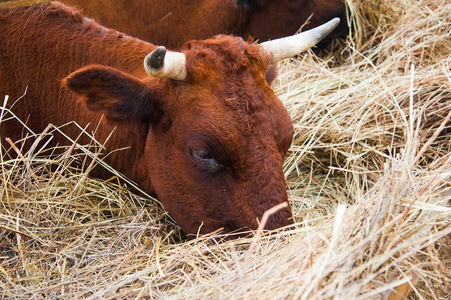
[62,0,348,49]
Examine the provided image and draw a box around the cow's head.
[237,0,348,44]
[64,19,339,236]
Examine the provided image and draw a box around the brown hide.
[0,2,293,236]
[61,0,347,49]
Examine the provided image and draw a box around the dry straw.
[1,0,451,298]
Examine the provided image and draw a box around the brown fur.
[0,2,294,236]
[61,0,347,49]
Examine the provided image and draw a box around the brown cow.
[0,2,339,236]
[61,0,347,49]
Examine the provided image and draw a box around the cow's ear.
[63,65,163,125]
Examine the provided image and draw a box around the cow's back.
[62,0,248,49]
[1,4,69,139]
[0,3,151,138]
[0,3,155,185]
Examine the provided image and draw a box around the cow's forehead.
[180,37,275,109]
[182,35,269,83]
[171,77,286,145]
[164,36,286,140]
[171,62,279,120]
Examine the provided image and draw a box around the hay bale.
[1,0,450,298]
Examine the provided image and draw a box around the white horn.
[260,18,341,64]
[144,46,187,80]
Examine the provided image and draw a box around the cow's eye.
[190,148,221,172]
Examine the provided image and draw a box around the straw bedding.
[1,0,450,298]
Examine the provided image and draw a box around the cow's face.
[64,36,294,236]
[239,0,348,43]
[144,37,294,235]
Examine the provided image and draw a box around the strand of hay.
[1,0,450,298]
